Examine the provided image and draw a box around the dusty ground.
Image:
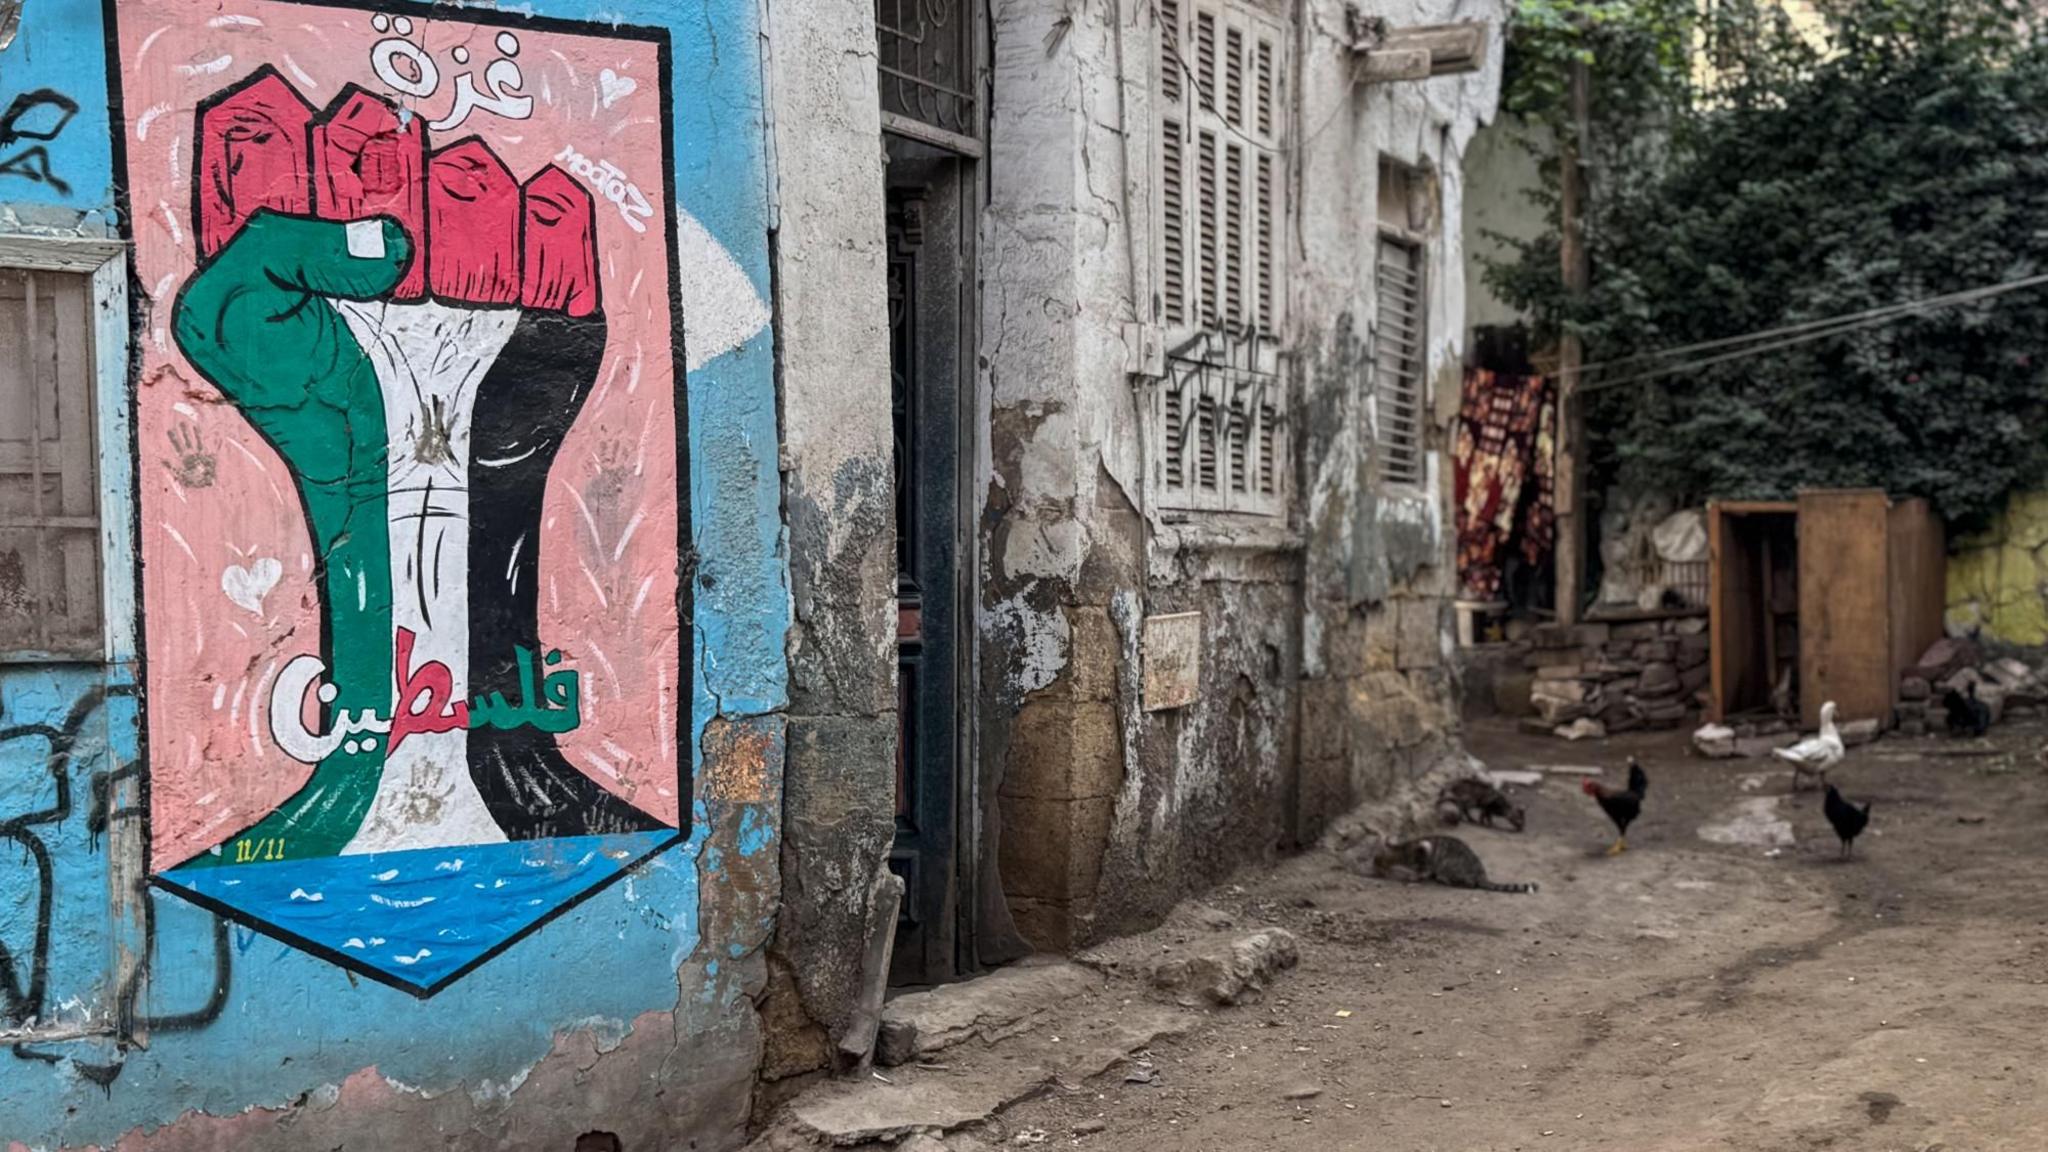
[956,718,2048,1152]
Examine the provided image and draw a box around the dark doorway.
[886,138,974,985]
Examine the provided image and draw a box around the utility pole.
[1554,55,1591,626]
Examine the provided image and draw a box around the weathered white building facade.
[967,0,1507,958]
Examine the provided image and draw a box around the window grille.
[875,0,980,154]
[0,267,100,656]
[1372,234,1427,488]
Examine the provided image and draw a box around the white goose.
[1774,700,1845,791]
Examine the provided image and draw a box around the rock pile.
[1896,637,2046,736]
[1523,617,1710,740]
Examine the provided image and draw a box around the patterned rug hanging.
[1454,368,1554,599]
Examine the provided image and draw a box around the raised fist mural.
[117,2,691,994]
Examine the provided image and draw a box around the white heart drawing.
[599,68,637,109]
[222,557,282,616]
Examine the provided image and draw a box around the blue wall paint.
[0,0,115,222]
[0,0,788,1143]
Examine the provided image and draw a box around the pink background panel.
[121,0,684,869]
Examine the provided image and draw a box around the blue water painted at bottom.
[157,831,680,992]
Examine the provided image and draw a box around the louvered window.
[1150,2,1290,519]
[1373,235,1427,488]
[0,268,101,656]
[1148,332,1287,518]
[1155,1,1286,340]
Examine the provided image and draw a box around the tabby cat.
[1435,778,1526,832]
[1369,835,1539,894]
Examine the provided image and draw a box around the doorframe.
[877,0,987,983]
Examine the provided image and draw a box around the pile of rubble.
[1523,617,1710,740]
[1895,636,2046,735]
[1692,636,2045,759]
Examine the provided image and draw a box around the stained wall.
[976,0,1506,952]
[0,0,872,1146]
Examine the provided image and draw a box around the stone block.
[1059,604,1123,703]
[1535,698,1590,725]
[1321,617,1373,678]
[876,961,1101,1067]
[1003,699,1124,801]
[1913,636,1982,682]
[1680,662,1710,695]
[998,794,1115,902]
[1636,662,1682,697]
[1531,677,1592,705]
[1395,597,1444,671]
[1611,621,1663,641]
[1556,718,1607,740]
[1534,663,1585,681]
[1633,639,1678,664]
[1300,677,1349,762]
[1295,755,1353,842]
[1677,644,1710,672]
[1532,622,1609,650]
[1987,657,2036,692]
[1899,675,1931,701]
[1008,895,1082,954]
[1673,616,1709,635]
[1840,718,1882,747]
[1694,724,1737,758]
[1152,929,1300,1007]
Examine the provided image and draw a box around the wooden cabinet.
[1709,490,1945,728]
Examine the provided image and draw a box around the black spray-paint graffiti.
[1,684,231,1087]
[0,86,78,195]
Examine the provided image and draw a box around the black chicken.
[1823,783,1872,860]
[1581,757,1648,856]
[1944,682,1991,738]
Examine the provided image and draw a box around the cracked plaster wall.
[759,0,900,1083]
[980,0,1505,950]
[0,0,834,1148]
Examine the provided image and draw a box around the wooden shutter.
[0,268,100,655]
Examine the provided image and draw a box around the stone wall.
[1948,491,2048,648]
[1524,618,1710,740]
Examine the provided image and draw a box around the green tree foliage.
[1492,0,2048,523]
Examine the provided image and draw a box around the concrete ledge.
[876,960,1101,1067]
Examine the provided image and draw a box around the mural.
[113,0,688,995]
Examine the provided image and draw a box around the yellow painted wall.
[1948,491,2048,646]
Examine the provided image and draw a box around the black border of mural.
[101,0,695,1000]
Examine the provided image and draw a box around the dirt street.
[975,718,2048,1151]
